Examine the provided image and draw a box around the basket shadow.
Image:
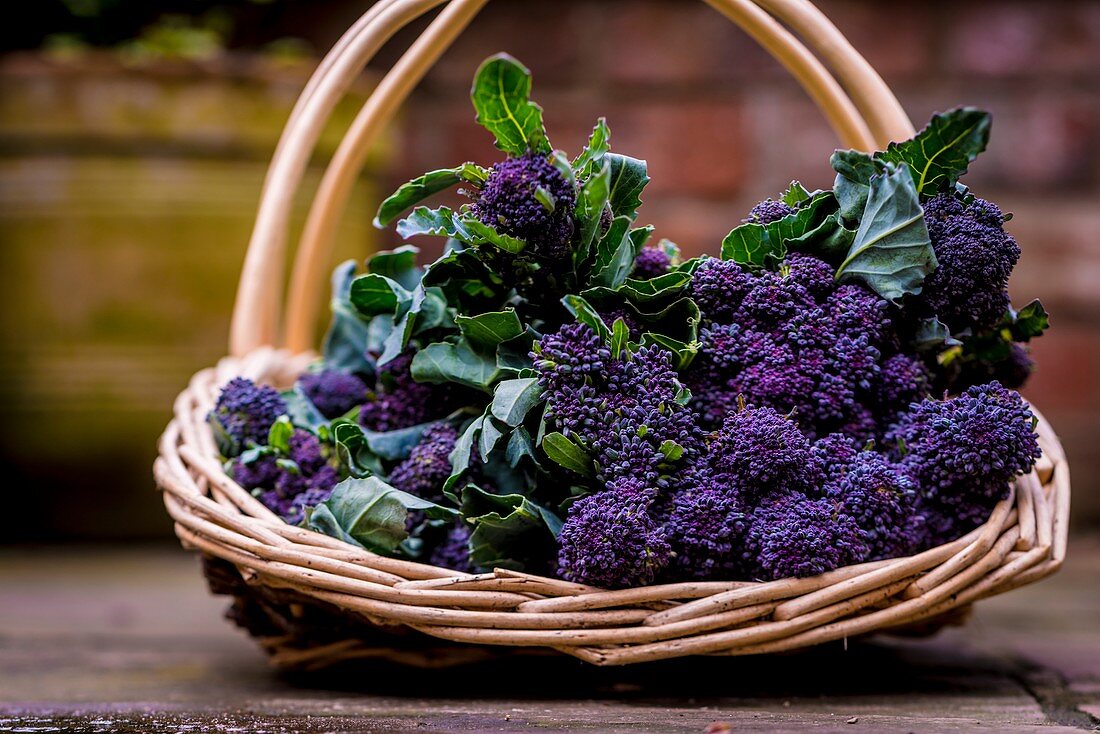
[275,633,1017,702]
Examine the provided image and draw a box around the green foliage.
[470,54,550,155]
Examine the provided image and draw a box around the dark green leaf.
[830,150,886,223]
[836,164,936,301]
[375,165,485,228]
[470,53,550,155]
[722,191,838,267]
[307,477,457,554]
[572,117,610,178]
[349,273,412,319]
[444,416,483,499]
[605,153,649,221]
[362,421,437,461]
[322,260,373,374]
[876,108,991,196]
[332,422,384,478]
[460,218,528,254]
[913,317,961,352]
[461,486,561,570]
[396,206,470,240]
[721,222,780,267]
[588,214,637,288]
[490,377,543,427]
[561,295,610,341]
[455,309,524,352]
[619,271,691,303]
[781,180,812,207]
[478,414,506,461]
[367,245,423,291]
[575,160,611,257]
[541,431,593,476]
[610,318,630,359]
[281,383,329,431]
[788,211,857,260]
[411,340,502,393]
[640,332,699,370]
[496,328,539,373]
[1009,299,1050,341]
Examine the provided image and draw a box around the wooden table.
[2,539,1098,733]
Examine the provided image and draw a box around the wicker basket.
[154,0,1071,669]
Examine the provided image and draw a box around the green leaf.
[461,486,561,570]
[541,432,594,476]
[836,164,936,301]
[411,340,502,393]
[362,421,438,461]
[610,318,630,359]
[533,185,556,213]
[396,205,470,241]
[831,150,885,223]
[561,295,610,341]
[572,117,611,178]
[575,160,611,257]
[470,53,550,155]
[588,214,637,288]
[1009,299,1050,341]
[496,327,539,374]
[640,332,699,370]
[876,108,991,196]
[658,439,684,462]
[374,165,485,228]
[349,273,413,320]
[722,222,780,267]
[377,284,425,365]
[307,477,457,554]
[321,260,373,374]
[460,218,528,254]
[721,191,838,267]
[444,416,483,498]
[332,421,384,478]
[913,317,961,352]
[618,271,691,303]
[781,180,813,207]
[479,414,507,461]
[455,309,524,353]
[281,384,329,431]
[266,415,294,454]
[367,245,423,291]
[490,377,543,427]
[605,153,649,221]
[788,211,857,260]
[422,247,507,311]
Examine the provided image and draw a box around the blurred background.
[2,0,1097,544]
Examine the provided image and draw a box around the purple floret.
[746,494,868,580]
[298,369,368,419]
[388,423,458,502]
[810,432,861,487]
[428,521,476,574]
[918,194,1020,332]
[738,271,815,328]
[690,258,754,322]
[709,406,821,501]
[743,198,795,225]
[557,490,671,588]
[664,474,749,579]
[473,152,577,260]
[888,382,1041,533]
[283,486,336,526]
[209,377,286,453]
[827,283,894,347]
[876,352,931,415]
[229,454,279,491]
[783,253,836,301]
[288,429,327,475]
[632,246,672,280]
[828,451,917,560]
[359,351,439,432]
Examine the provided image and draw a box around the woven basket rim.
[154,348,1070,666]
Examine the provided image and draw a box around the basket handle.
[231,0,914,357]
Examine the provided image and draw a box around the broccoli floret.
[428,521,477,573]
[557,490,671,588]
[783,252,836,301]
[631,245,673,280]
[298,369,369,419]
[664,473,749,580]
[709,406,821,502]
[876,352,932,415]
[743,198,795,225]
[689,257,754,322]
[738,270,815,328]
[918,194,1020,332]
[746,494,868,580]
[209,377,286,454]
[473,152,577,260]
[888,382,1041,534]
[359,350,441,432]
[810,432,861,485]
[388,423,458,502]
[229,454,279,491]
[828,451,917,560]
[261,485,335,527]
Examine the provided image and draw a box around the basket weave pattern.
[155,0,1071,667]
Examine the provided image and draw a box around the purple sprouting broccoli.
[828,451,917,560]
[229,454,279,491]
[209,377,286,454]
[888,382,1041,536]
[826,283,895,348]
[743,198,795,225]
[876,352,931,415]
[359,350,440,432]
[810,432,861,486]
[708,406,822,502]
[746,494,868,580]
[689,258,755,323]
[664,472,749,579]
[737,270,815,328]
[388,423,458,502]
[298,369,369,419]
[473,152,577,260]
[428,521,476,574]
[783,252,836,301]
[918,194,1020,333]
[288,429,327,475]
[556,490,671,588]
[276,485,336,527]
[631,246,672,280]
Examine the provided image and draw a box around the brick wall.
[373,0,1100,527]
